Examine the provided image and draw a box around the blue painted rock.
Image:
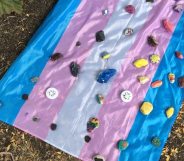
[97,69,116,83]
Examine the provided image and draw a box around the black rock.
[50,53,62,61]
[96,30,105,42]
[84,135,91,143]
[70,62,80,77]
[22,94,29,100]
[50,123,57,130]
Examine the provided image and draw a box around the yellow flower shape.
[150,54,160,64]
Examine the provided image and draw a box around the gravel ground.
[0,0,183,161]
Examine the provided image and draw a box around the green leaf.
[0,0,23,16]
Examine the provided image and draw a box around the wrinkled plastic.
[0,0,183,161]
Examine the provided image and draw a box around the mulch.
[0,0,183,160]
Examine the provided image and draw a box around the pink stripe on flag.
[14,0,119,139]
[80,1,181,161]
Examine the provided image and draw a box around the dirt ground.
[0,0,183,161]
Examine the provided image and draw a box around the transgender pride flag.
[0,0,183,161]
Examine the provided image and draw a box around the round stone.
[46,87,59,100]
[123,28,133,36]
[76,41,81,47]
[22,94,29,100]
[121,90,133,102]
[118,140,129,150]
[50,123,57,131]
[151,137,161,147]
[102,9,109,15]
[84,135,91,143]
[93,155,105,161]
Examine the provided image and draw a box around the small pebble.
[173,4,183,12]
[76,41,81,47]
[175,51,184,59]
[84,135,91,143]
[93,155,105,161]
[50,53,62,61]
[117,140,129,150]
[147,36,158,47]
[97,69,116,84]
[150,54,160,64]
[168,73,175,83]
[32,116,40,122]
[101,52,111,60]
[96,30,105,42]
[133,58,148,68]
[137,76,149,84]
[87,117,100,133]
[125,5,135,14]
[96,94,104,105]
[50,123,57,130]
[140,102,153,115]
[151,80,163,88]
[102,9,109,15]
[165,107,174,118]
[178,77,184,88]
[31,76,39,83]
[70,62,80,77]
[22,94,29,100]
[163,19,174,32]
[151,137,161,147]
[123,28,133,36]
[146,0,154,2]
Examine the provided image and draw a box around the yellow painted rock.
[133,59,148,68]
[138,76,149,84]
[166,107,174,118]
[140,102,153,115]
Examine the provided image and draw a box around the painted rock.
[76,41,81,47]
[133,58,148,68]
[102,9,109,15]
[140,102,153,115]
[118,140,129,150]
[50,53,62,61]
[87,117,100,132]
[168,73,175,83]
[84,135,91,143]
[31,76,39,83]
[163,19,174,32]
[70,62,80,77]
[150,54,160,64]
[50,123,57,131]
[22,94,29,100]
[93,155,105,161]
[96,94,104,105]
[151,137,161,147]
[147,36,158,47]
[151,80,163,88]
[101,52,111,60]
[123,28,134,36]
[97,69,116,83]
[173,4,183,12]
[178,77,184,88]
[125,5,135,14]
[137,76,149,84]
[175,51,184,59]
[96,30,105,42]
[165,107,174,118]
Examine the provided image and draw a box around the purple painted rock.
[125,5,135,14]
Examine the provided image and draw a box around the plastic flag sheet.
[0,0,184,161]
